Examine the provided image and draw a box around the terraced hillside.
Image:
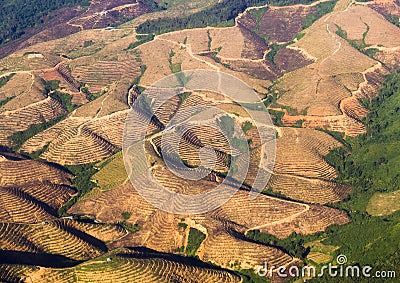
[0,152,75,223]
[0,0,399,282]
[0,248,241,283]
[69,87,350,273]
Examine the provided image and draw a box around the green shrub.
[10,114,66,150]
[0,73,15,88]
[58,163,98,216]
[121,211,131,220]
[186,228,206,256]
[302,0,337,29]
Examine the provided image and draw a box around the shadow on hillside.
[117,246,230,271]
[0,251,83,268]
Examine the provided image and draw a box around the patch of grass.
[81,86,102,101]
[43,79,60,92]
[247,230,312,260]
[217,115,249,153]
[268,109,284,126]
[250,7,267,26]
[236,269,271,282]
[363,48,379,58]
[207,30,212,50]
[295,32,305,41]
[92,151,127,191]
[10,114,67,150]
[131,64,147,86]
[0,96,14,107]
[335,24,347,39]
[21,142,49,160]
[58,163,99,216]
[118,221,140,233]
[265,43,290,66]
[186,228,206,256]
[241,121,255,134]
[41,78,77,112]
[168,49,182,73]
[121,211,131,220]
[0,73,15,88]
[335,23,377,58]
[125,34,155,50]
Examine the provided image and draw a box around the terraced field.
[0,0,399,281]
[0,0,153,59]
[0,248,241,283]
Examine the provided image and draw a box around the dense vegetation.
[0,96,14,108]
[0,73,16,106]
[168,50,182,73]
[0,0,90,45]
[386,14,400,28]
[43,79,77,112]
[186,228,206,256]
[301,0,337,29]
[125,34,155,50]
[265,43,290,66]
[327,70,400,210]
[136,0,317,35]
[313,70,400,280]
[240,70,400,282]
[51,91,76,112]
